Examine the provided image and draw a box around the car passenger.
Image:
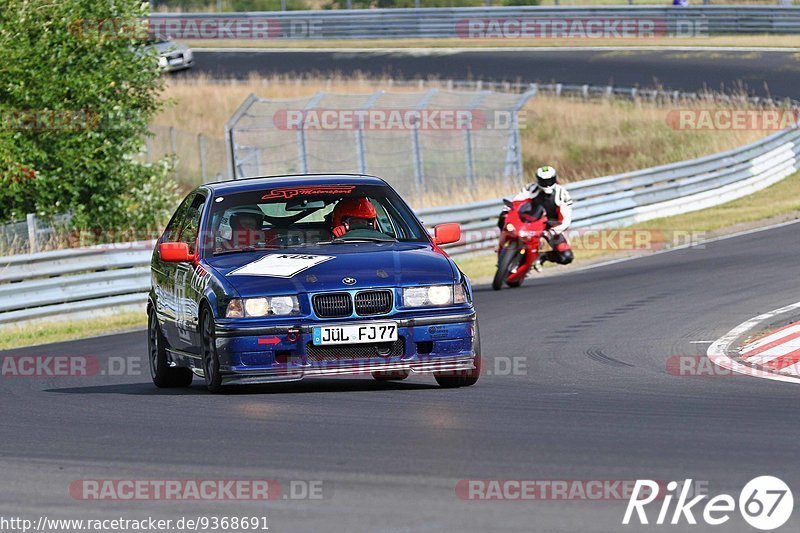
[224,211,269,250]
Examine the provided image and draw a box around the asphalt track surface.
[3,221,800,532]
[182,49,800,99]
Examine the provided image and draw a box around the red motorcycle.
[492,199,549,291]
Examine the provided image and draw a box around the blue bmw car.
[148,174,480,392]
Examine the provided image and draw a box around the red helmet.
[332,197,377,228]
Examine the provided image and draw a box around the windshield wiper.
[327,236,398,244]
[213,245,283,256]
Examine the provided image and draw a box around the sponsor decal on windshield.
[261,185,356,200]
[227,254,334,278]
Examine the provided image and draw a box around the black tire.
[492,244,518,291]
[200,309,223,393]
[148,308,193,388]
[372,370,410,381]
[434,322,481,388]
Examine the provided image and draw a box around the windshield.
[208,183,428,255]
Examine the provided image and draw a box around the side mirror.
[434,223,461,246]
[159,242,193,263]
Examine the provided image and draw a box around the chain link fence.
[225,89,535,202]
[0,213,73,256]
[145,126,229,189]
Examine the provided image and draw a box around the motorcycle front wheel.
[492,243,519,291]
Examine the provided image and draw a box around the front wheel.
[492,244,519,291]
[434,322,481,388]
[201,309,223,393]
[148,308,193,388]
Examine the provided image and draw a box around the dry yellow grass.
[154,75,766,203]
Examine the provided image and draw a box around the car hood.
[205,242,457,297]
[153,40,187,55]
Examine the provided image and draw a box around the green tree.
[0,0,177,232]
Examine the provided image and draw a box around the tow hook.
[287,327,300,343]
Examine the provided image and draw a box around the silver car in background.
[152,39,194,72]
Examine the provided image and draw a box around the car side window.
[162,193,195,243]
[371,198,399,238]
[178,194,206,255]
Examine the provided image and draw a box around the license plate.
[313,322,398,346]
[168,57,183,65]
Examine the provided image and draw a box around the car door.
[172,192,208,353]
[154,193,195,347]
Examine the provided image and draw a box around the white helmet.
[531,166,557,195]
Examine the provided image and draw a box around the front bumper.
[214,311,477,385]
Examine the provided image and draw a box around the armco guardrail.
[153,6,800,39]
[1,124,798,324]
[420,124,800,255]
[0,243,155,325]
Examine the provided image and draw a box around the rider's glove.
[332,224,348,238]
[543,229,558,241]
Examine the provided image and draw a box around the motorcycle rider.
[499,165,574,271]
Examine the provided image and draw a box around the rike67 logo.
[623,477,793,530]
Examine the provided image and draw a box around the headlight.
[226,296,300,318]
[402,285,467,308]
[269,296,296,316]
[158,56,168,67]
[244,298,270,317]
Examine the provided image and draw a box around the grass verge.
[455,170,800,282]
[0,311,146,351]
[182,35,800,50]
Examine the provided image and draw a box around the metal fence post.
[198,134,208,183]
[26,213,38,254]
[355,91,384,175]
[411,90,439,196]
[144,137,152,164]
[464,91,490,192]
[298,92,326,174]
[503,89,537,188]
[225,93,259,180]
[169,127,177,156]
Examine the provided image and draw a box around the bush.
[0,0,178,232]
